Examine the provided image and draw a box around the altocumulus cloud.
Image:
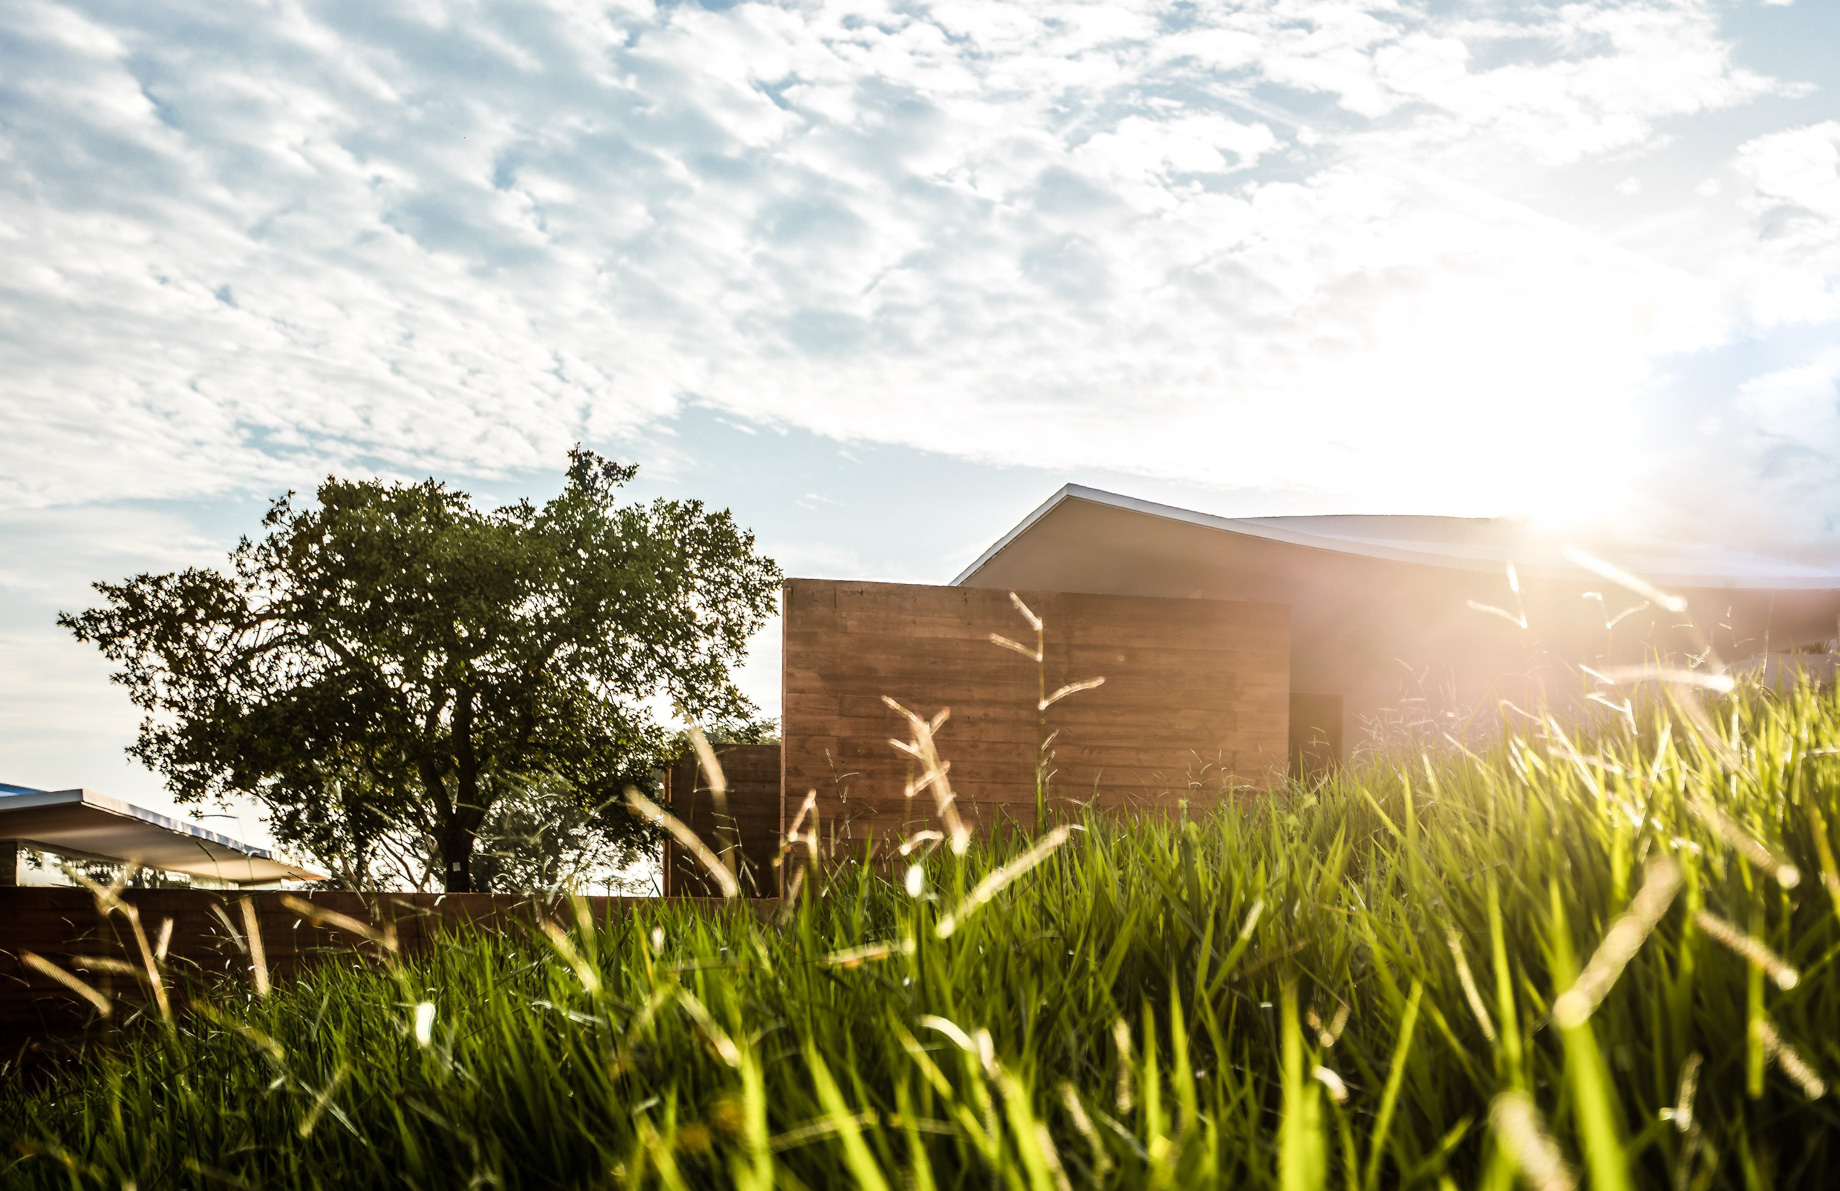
[3,0,1839,539]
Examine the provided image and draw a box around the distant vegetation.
[58,449,780,892]
[8,680,1840,1187]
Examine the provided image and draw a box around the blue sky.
[3,0,1839,834]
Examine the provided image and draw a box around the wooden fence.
[0,887,752,1064]
[661,743,783,898]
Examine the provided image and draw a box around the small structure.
[954,485,1840,768]
[0,783,323,888]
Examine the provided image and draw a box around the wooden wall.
[1289,692,1345,781]
[0,888,754,1063]
[781,580,1289,855]
[661,743,782,898]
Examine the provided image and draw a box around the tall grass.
[8,681,1840,1189]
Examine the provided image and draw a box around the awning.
[0,785,324,885]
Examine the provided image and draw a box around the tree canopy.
[61,450,781,891]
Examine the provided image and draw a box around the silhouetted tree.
[61,450,780,892]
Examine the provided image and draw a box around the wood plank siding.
[781,579,1290,857]
[661,743,782,898]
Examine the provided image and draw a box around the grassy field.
[6,682,1840,1189]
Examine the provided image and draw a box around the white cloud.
[1738,120,1840,231]
[0,0,1832,540]
[1714,347,1840,543]
[1739,349,1840,445]
[1712,120,1840,329]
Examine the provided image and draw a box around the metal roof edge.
[0,785,296,867]
[116,796,281,860]
[952,484,1494,583]
[950,483,1087,585]
[951,485,1840,591]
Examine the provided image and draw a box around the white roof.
[955,485,1840,592]
[0,783,323,885]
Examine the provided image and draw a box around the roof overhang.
[0,787,323,885]
[955,485,1840,592]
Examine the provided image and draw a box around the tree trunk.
[442,683,487,893]
[440,822,478,893]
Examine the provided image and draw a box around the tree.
[61,450,781,892]
[472,774,653,897]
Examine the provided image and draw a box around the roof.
[0,784,323,885]
[955,485,1840,592]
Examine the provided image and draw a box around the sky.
[2,0,1839,841]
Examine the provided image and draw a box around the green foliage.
[471,775,655,897]
[9,682,1840,1188]
[58,450,781,891]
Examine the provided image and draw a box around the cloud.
[1737,120,1840,271]
[1352,2,1777,165]
[1729,347,1840,536]
[0,0,1834,542]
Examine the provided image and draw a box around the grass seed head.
[1563,545,1688,614]
[238,898,270,999]
[1040,677,1105,711]
[1695,911,1799,989]
[935,826,1070,938]
[1112,1018,1134,1113]
[919,1014,975,1055]
[1008,591,1042,632]
[1316,1003,1350,1048]
[1553,854,1681,1027]
[1490,1091,1577,1191]
[1445,928,1497,1044]
[625,786,738,899]
[822,940,915,968]
[1691,798,1799,887]
[21,951,112,1018]
[1666,1054,1702,1132]
[1058,1082,1113,1179]
[1313,1065,1348,1104]
[1756,1019,1827,1099]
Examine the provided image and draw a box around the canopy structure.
[954,485,1840,765]
[0,783,323,886]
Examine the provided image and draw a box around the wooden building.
[673,485,1840,893]
[779,580,1289,860]
[954,486,1840,761]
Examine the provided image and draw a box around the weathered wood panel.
[781,580,1290,855]
[0,888,755,1064]
[661,743,782,898]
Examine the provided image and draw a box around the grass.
[7,680,1840,1189]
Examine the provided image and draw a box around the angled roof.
[955,485,1840,592]
[0,784,323,885]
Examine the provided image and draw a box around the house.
[952,484,1840,767]
[664,485,1840,893]
[0,783,324,888]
